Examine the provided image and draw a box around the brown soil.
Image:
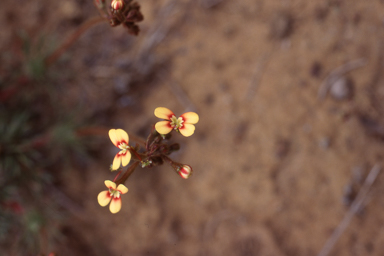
[3,0,384,255]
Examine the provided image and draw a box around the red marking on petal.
[120,140,128,145]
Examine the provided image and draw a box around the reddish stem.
[113,171,122,182]
[130,148,143,161]
[45,16,106,66]
[115,161,139,185]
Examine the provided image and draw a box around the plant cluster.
[0,0,196,254]
[98,107,199,213]
[0,33,95,254]
[94,0,144,35]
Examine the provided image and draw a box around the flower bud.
[111,0,124,10]
[126,23,140,36]
[110,17,121,27]
[126,9,143,22]
[169,143,180,152]
[151,156,164,166]
[178,165,192,179]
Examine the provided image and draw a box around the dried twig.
[245,53,271,101]
[318,59,366,100]
[317,164,381,256]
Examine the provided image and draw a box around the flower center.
[109,188,121,198]
[118,142,130,154]
[170,115,184,130]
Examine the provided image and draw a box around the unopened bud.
[178,165,192,179]
[151,156,163,166]
[111,0,124,10]
[126,23,140,36]
[110,17,121,27]
[126,9,144,22]
[169,143,180,153]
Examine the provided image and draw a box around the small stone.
[319,137,331,149]
[330,76,354,100]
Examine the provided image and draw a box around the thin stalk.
[115,161,139,185]
[129,148,143,161]
[112,170,122,182]
[45,16,106,66]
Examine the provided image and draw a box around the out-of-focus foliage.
[0,31,93,256]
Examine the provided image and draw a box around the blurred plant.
[98,107,199,213]
[46,0,144,66]
[1,0,146,253]
[0,25,105,256]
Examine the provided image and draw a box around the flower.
[111,0,124,10]
[109,129,131,170]
[97,180,128,214]
[178,165,193,179]
[154,107,199,137]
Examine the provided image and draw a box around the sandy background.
[2,0,384,255]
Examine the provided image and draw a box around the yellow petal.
[109,197,122,214]
[97,191,112,207]
[116,129,129,144]
[121,151,131,167]
[104,180,117,189]
[154,107,174,120]
[181,112,199,124]
[117,184,128,194]
[109,129,119,147]
[112,154,122,170]
[179,123,195,137]
[155,121,173,135]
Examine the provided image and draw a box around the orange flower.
[154,107,199,137]
[97,180,128,214]
[109,129,131,170]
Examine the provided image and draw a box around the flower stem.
[45,16,106,66]
[161,155,179,169]
[129,148,143,161]
[112,170,122,182]
[115,161,139,185]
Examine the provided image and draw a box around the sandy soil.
[3,0,384,255]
